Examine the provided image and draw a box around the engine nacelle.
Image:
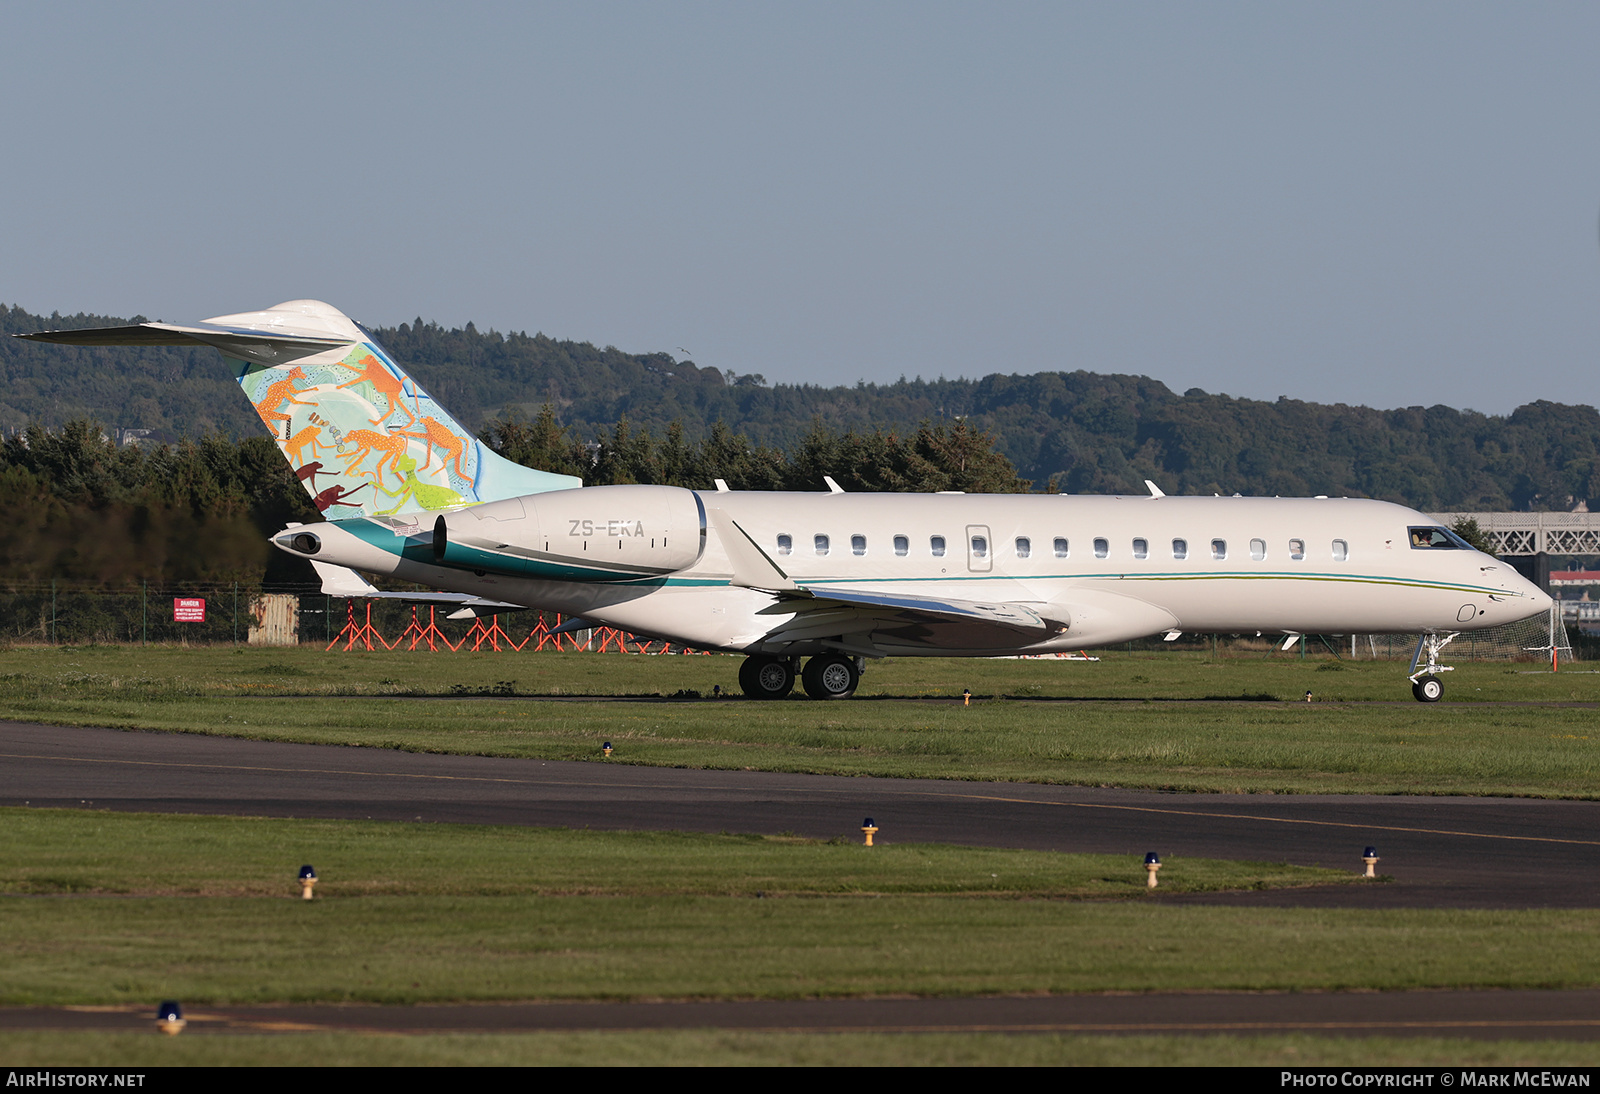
[434,484,705,581]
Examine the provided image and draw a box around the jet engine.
[432,484,705,581]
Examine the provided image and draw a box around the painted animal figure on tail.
[371,455,467,515]
[400,416,477,488]
[312,482,368,513]
[284,425,330,469]
[296,461,328,492]
[253,366,318,428]
[337,353,415,428]
[338,428,412,485]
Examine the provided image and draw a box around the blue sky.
[5,2,1600,414]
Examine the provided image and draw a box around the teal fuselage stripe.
[800,570,1514,599]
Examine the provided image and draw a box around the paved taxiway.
[6,717,1600,1040]
[3,719,1598,909]
[8,991,1600,1039]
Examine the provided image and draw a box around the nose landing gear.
[1407,632,1457,703]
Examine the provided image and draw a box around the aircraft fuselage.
[279,488,1550,657]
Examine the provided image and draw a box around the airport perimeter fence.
[0,582,1578,662]
[0,582,711,654]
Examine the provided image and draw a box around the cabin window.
[971,535,988,559]
[1094,537,1109,559]
[1015,537,1031,558]
[1250,538,1266,561]
[851,534,867,556]
[1332,538,1349,562]
[1053,537,1069,558]
[776,534,792,556]
[814,534,830,556]
[1132,538,1148,559]
[1172,538,1187,560]
[894,534,909,556]
[1211,539,1227,560]
[1289,538,1305,561]
[930,535,946,557]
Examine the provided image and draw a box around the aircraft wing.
[758,585,1068,653]
[704,510,1066,651]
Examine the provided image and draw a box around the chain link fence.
[0,583,1578,661]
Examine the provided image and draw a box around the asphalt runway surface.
[6,718,1600,1040]
[8,992,1600,1039]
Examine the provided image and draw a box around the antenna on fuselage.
[1144,479,1166,498]
[823,476,845,494]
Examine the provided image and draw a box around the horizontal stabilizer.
[310,560,523,616]
[16,303,358,367]
[17,323,351,353]
[310,560,380,597]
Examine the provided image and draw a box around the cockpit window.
[1408,526,1472,550]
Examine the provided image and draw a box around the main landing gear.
[1407,631,1458,703]
[739,654,862,700]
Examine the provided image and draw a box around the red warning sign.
[173,597,206,622]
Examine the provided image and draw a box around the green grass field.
[3,644,1599,795]
[6,808,1600,1067]
[6,645,1599,1065]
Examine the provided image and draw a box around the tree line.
[8,302,1600,511]
[0,415,1026,586]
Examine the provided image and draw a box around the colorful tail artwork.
[20,300,581,518]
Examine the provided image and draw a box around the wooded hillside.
[6,303,1598,511]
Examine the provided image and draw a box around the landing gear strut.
[1407,632,1457,703]
[739,656,795,699]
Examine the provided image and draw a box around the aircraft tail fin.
[18,300,582,518]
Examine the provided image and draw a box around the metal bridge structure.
[1427,511,1600,557]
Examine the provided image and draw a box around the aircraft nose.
[1506,569,1552,617]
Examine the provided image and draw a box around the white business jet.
[19,300,1551,702]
